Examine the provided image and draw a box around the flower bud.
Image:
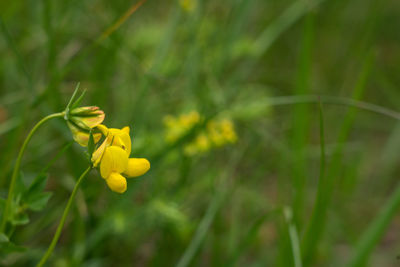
[67,106,105,146]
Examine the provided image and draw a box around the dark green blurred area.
[1,0,400,266]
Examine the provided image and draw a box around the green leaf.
[71,89,87,109]
[64,82,81,120]
[25,173,48,197]
[0,233,9,243]
[66,82,80,110]
[10,213,29,226]
[23,174,52,212]
[0,240,27,254]
[26,192,52,212]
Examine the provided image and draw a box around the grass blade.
[176,152,242,267]
[300,99,325,265]
[284,207,303,267]
[176,189,225,267]
[291,13,314,228]
[347,184,400,267]
[226,211,274,266]
[253,0,322,58]
[97,0,148,42]
[301,52,373,265]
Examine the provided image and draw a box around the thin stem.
[265,95,400,121]
[37,166,91,267]
[0,112,64,232]
[97,0,147,42]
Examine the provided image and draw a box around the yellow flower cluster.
[163,111,201,143]
[163,111,237,156]
[91,125,150,193]
[179,0,197,13]
[184,119,237,156]
[67,107,150,194]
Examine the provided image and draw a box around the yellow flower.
[183,134,210,156]
[221,119,237,143]
[179,0,197,13]
[183,118,237,156]
[163,111,238,156]
[92,125,150,193]
[67,106,105,146]
[207,119,237,146]
[164,111,201,143]
[207,121,225,146]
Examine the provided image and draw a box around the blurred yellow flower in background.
[179,0,197,13]
[164,111,202,143]
[184,134,211,156]
[92,125,150,193]
[207,119,237,146]
[164,111,237,156]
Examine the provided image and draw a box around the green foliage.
[1,0,400,266]
[0,233,26,255]
[22,174,53,212]
[5,173,53,227]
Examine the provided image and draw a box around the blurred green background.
[1,0,400,266]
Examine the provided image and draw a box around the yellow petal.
[91,136,109,167]
[122,126,130,134]
[109,128,131,156]
[195,134,210,151]
[105,172,127,193]
[100,146,129,179]
[123,158,150,178]
[96,124,109,135]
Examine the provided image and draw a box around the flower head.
[92,124,150,193]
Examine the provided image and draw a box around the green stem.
[283,207,303,267]
[266,95,400,121]
[37,166,91,267]
[0,112,64,232]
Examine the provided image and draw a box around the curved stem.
[0,112,64,232]
[37,166,91,267]
[265,95,400,120]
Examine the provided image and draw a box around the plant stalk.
[37,166,91,267]
[0,112,64,232]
